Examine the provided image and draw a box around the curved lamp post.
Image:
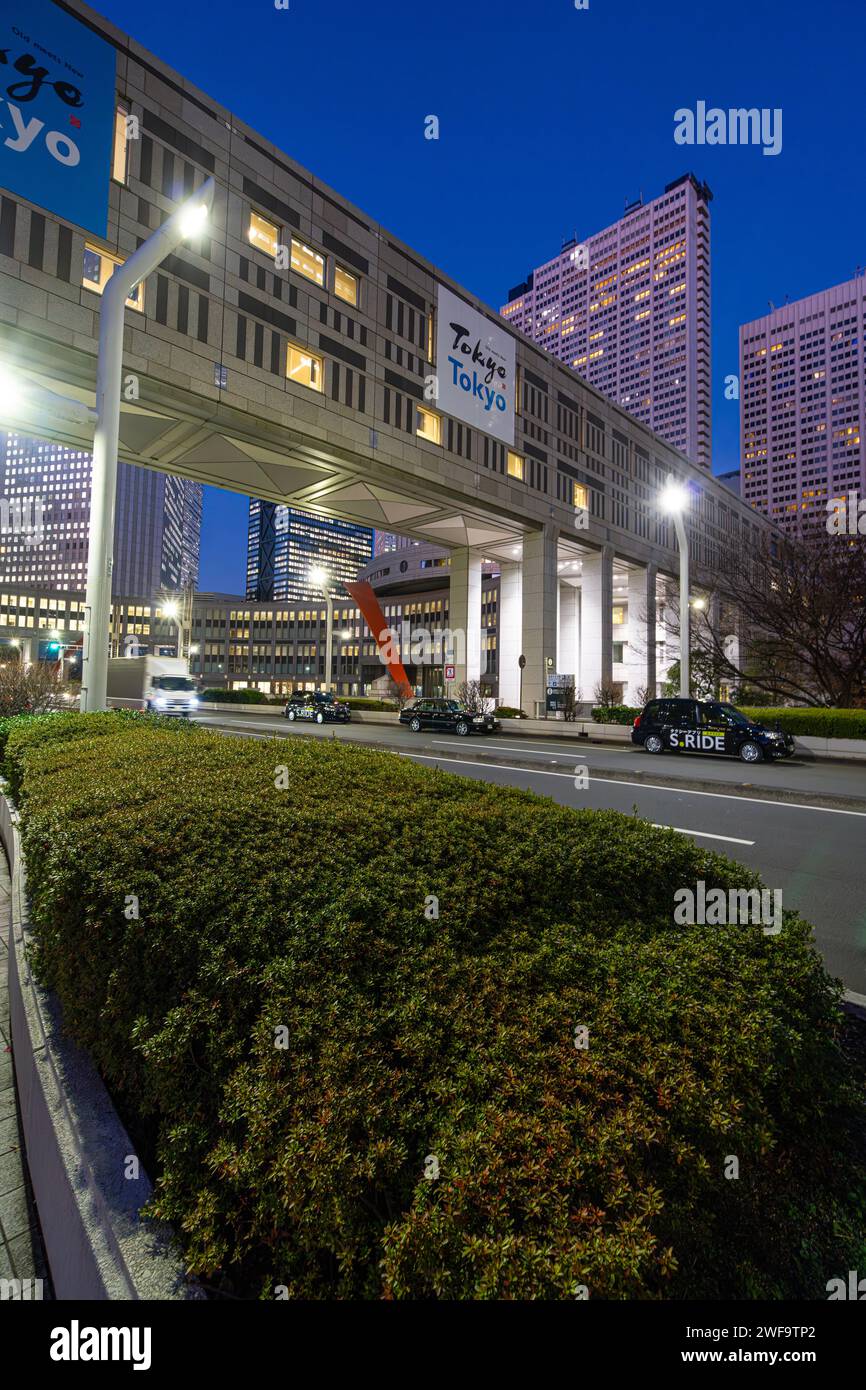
[81,178,216,712]
[659,474,691,699]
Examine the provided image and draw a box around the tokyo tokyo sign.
[435,284,515,447]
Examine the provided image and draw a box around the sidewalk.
[0,851,49,1297]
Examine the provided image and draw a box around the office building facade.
[501,175,712,468]
[246,499,372,602]
[740,274,866,534]
[0,431,202,595]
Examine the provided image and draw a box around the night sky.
[93,0,866,593]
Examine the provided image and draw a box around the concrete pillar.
[558,583,579,684]
[579,544,614,702]
[521,525,558,717]
[19,638,33,666]
[625,562,657,704]
[448,548,482,693]
[497,562,522,708]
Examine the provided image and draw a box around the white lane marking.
[431,738,633,757]
[651,824,755,846]
[399,753,866,817]
[845,989,866,1007]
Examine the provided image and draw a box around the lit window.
[612,606,625,626]
[112,107,129,184]
[291,237,325,286]
[249,212,280,258]
[573,482,588,509]
[507,451,525,480]
[82,246,144,311]
[286,344,323,391]
[334,265,358,306]
[416,406,441,444]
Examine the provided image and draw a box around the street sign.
[444,663,456,681]
[0,0,117,237]
[518,654,526,669]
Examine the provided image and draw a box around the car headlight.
[189,697,199,708]
[154,696,167,708]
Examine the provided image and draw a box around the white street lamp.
[159,599,182,657]
[660,473,691,699]
[309,566,334,692]
[81,177,216,712]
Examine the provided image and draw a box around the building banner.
[435,284,516,446]
[0,0,116,236]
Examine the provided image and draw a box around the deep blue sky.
[95,0,866,593]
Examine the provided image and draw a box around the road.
[192,709,866,994]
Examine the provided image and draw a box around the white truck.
[107,656,200,717]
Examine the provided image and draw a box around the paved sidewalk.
[0,852,49,1297]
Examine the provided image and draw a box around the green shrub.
[11,724,866,1299]
[1,709,195,802]
[199,688,272,705]
[344,697,394,711]
[738,707,866,740]
[493,706,527,719]
[591,705,641,725]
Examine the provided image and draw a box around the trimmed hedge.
[0,709,193,802]
[493,706,527,719]
[738,707,866,740]
[592,705,641,725]
[199,688,275,705]
[9,716,866,1299]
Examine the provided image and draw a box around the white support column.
[558,583,579,685]
[625,562,657,704]
[448,548,482,693]
[521,525,558,717]
[497,562,522,708]
[579,544,614,702]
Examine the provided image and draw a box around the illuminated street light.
[81,177,216,712]
[0,364,24,415]
[309,567,334,692]
[659,473,691,699]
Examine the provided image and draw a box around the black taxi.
[631,698,795,763]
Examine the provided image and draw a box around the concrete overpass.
[0,0,765,710]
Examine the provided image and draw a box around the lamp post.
[309,566,334,692]
[659,474,690,699]
[81,178,215,713]
[160,599,182,657]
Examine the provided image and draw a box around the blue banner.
[0,0,115,236]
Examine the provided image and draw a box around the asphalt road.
[192,710,866,994]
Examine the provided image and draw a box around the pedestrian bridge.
[0,0,762,708]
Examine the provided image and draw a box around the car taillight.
[633,715,642,728]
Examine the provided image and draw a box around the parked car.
[284,691,351,724]
[399,698,501,737]
[631,697,795,763]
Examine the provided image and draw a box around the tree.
[593,679,622,709]
[456,679,492,713]
[665,531,866,708]
[386,675,413,710]
[0,661,70,717]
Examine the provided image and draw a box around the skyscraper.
[501,174,713,468]
[246,500,373,602]
[0,432,202,595]
[740,273,866,535]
